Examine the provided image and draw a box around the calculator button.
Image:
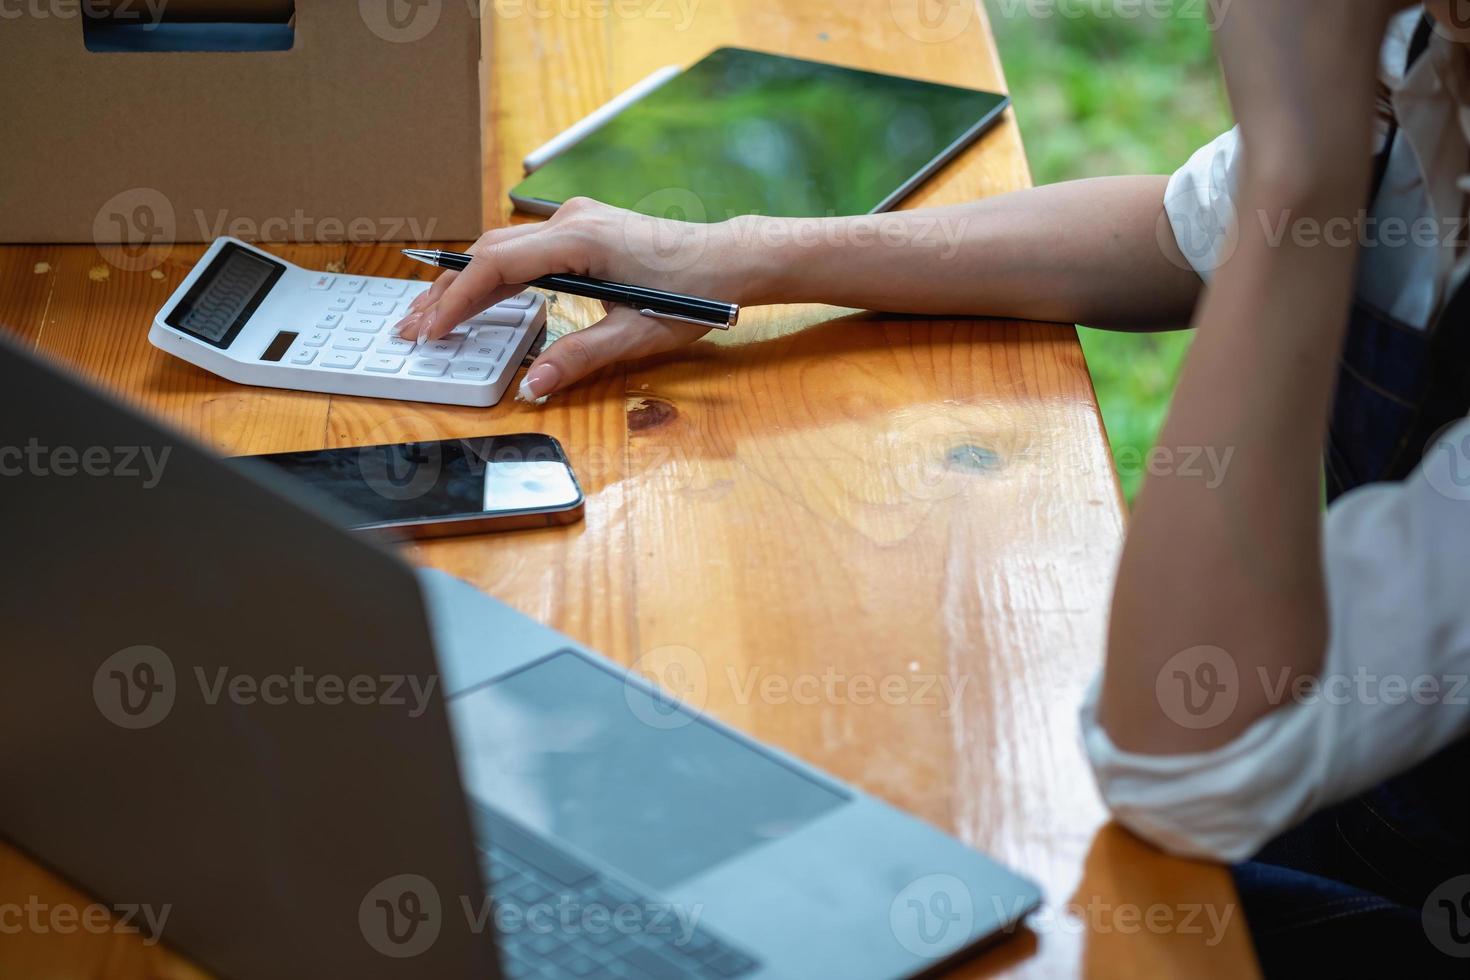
[288,347,317,366]
[424,338,462,358]
[333,333,373,352]
[407,358,449,377]
[338,277,367,294]
[450,361,494,381]
[309,274,335,290]
[348,315,385,334]
[364,355,406,374]
[470,307,522,326]
[499,291,536,309]
[315,313,344,328]
[466,342,503,361]
[327,295,355,312]
[321,352,361,370]
[377,337,416,355]
[471,326,515,345]
[359,297,397,316]
[367,280,409,298]
[302,329,332,347]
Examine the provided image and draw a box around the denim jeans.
[1231,737,1470,978]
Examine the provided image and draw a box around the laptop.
[0,334,1041,979]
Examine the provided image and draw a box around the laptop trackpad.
[447,650,847,892]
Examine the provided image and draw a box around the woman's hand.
[393,198,772,400]
[1212,0,1406,195]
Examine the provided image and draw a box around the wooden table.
[0,1,1256,977]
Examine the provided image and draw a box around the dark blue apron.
[1325,16,1470,499]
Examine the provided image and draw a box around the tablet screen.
[510,47,1009,220]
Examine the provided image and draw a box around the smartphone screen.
[236,434,583,534]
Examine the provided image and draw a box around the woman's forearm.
[736,176,1203,329]
[1097,4,1393,754]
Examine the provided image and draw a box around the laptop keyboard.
[477,808,760,980]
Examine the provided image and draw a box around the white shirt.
[1079,10,1470,863]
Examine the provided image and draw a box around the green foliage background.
[986,2,1231,500]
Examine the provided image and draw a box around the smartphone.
[237,433,584,539]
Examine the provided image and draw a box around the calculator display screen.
[166,243,285,349]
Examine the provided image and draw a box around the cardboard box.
[0,1,483,244]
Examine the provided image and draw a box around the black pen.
[401,249,740,329]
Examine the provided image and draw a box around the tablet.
[509,47,1010,220]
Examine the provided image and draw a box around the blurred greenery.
[986,2,1231,501]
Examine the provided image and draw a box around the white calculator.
[149,237,548,407]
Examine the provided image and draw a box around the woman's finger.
[395,224,545,340]
[409,227,586,343]
[518,306,709,402]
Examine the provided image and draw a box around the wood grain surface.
[0,1,1256,977]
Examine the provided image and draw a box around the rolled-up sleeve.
[1080,417,1470,863]
[1162,127,1241,282]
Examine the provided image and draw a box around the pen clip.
[638,308,736,331]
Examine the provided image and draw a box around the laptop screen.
[450,650,847,891]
